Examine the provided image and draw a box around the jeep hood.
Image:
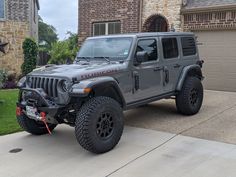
[28,62,124,81]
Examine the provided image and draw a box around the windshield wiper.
[76,57,91,62]
[94,56,111,63]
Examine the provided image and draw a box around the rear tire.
[75,96,124,154]
[176,77,203,115]
[17,114,57,135]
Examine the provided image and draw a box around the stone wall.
[183,10,236,31]
[142,0,183,31]
[7,0,29,22]
[29,0,39,41]
[0,21,29,74]
[78,0,140,44]
[0,0,39,75]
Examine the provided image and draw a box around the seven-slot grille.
[27,76,60,97]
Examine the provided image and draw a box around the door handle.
[174,64,181,68]
[154,66,164,71]
[165,70,169,83]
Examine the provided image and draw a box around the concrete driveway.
[126,90,236,144]
[1,90,236,177]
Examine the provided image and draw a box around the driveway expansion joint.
[179,103,236,135]
[105,134,178,177]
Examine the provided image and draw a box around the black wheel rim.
[96,112,114,140]
[190,88,198,106]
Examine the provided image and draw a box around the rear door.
[159,37,182,93]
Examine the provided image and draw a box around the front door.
[131,38,164,102]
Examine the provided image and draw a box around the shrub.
[3,73,17,89]
[0,69,7,89]
[21,38,38,75]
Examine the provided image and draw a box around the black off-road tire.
[75,96,124,154]
[176,77,203,115]
[17,114,57,135]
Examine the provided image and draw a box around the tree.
[66,31,79,59]
[38,16,58,51]
[48,32,79,64]
[48,41,71,64]
[21,38,38,75]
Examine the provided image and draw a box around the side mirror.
[135,51,148,65]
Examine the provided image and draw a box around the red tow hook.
[40,112,52,135]
[16,107,22,116]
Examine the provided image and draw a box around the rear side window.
[162,38,179,59]
[136,39,158,62]
[181,37,197,56]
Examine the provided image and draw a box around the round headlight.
[27,77,33,87]
[60,80,70,92]
[17,76,26,88]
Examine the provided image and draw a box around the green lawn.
[0,89,22,135]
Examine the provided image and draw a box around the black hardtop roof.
[88,32,195,40]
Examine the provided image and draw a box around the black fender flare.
[70,76,126,108]
[176,64,204,91]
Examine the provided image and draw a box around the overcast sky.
[39,0,78,40]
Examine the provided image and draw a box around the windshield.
[77,37,133,61]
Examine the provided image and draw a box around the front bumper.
[17,88,62,123]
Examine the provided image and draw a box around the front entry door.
[131,38,164,102]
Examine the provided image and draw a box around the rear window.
[181,37,197,56]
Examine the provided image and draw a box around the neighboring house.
[78,0,236,92]
[182,0,236,92]
[0,0,39,74]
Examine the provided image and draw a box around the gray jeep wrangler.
[17,32,204,154]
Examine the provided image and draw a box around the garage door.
[195,31,236,92]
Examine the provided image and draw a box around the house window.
[181,37,196,56]
[0,0,5,19]
[93,21,121,36]
[162,38,179,59]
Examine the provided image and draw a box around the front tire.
[17,114,57,135]
[176,77,203,115]
[75,96,124,154]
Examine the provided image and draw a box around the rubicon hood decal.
[81,69,119,79]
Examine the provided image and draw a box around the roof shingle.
[185,0,236,9]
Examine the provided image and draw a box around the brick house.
[78,0,236,92]
[182,0,236,92]
[0,0,39,74]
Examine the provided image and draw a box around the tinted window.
[136,39,157,62]
[181,37,197,56]
[162,38,179,59]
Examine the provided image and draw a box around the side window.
[136,39,157,62]
[181,37,197,56]
[162,38,179,59]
